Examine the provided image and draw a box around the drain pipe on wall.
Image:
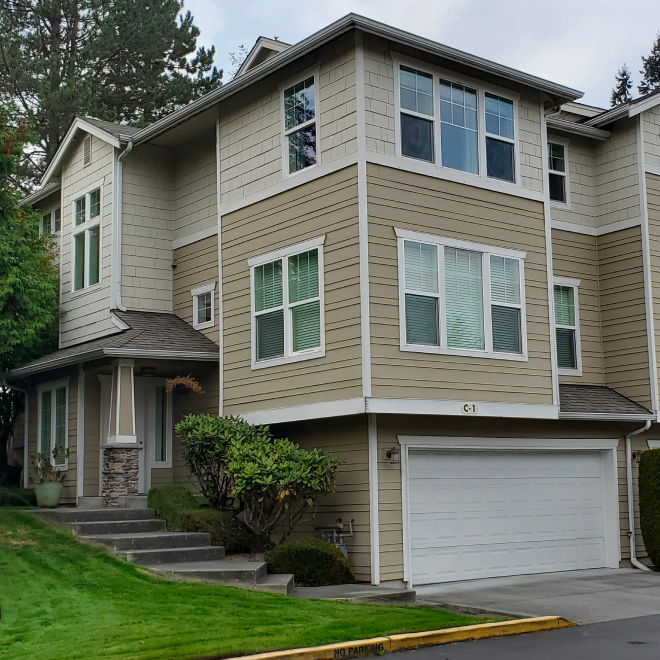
[1,379,29,488]
[626,420,652,571]
[111,140,134,312]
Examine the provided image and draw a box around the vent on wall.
[83,135,92,165]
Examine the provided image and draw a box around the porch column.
[102,359,140,507]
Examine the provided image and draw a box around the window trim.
[393,53,521,188]
[40,205,61,236]
[554,276,582,376]
[548,137,571,209]
[396,227,528,362]
[280,67,320,179]
[249,235,326,370]
[191,282,216,330]
[150,384,173,469]
[37,378,69,470]
[70,181,103,295]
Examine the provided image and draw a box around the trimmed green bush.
[266,537,357,586]
[147,485,200,522]
[640,448,660,569]
[0,487,36,507]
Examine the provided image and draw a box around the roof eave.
[558,412,655,421]
[22,181,61,207]
[546,117,611,141]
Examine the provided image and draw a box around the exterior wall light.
[386,446,401,463]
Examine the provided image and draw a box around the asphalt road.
[393,614,660,660]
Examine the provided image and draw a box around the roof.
[586,88,660,128]
[559,384,654,420]
[80,117,142,140]
[129,13,583,146]
[3,310,219,379]
[235,37,292,78]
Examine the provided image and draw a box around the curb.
[228,616,576,660]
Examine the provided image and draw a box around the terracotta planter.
[35,482,64,508]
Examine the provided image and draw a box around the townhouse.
[6,14,660,588]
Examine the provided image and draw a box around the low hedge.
[147,485,252,554]
[640,448,660,569]
[0,487,36,507]
[266,537,357,586]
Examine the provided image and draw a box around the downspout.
[2,379,29,488]
[626,420,652,571]
[112,140,133,312]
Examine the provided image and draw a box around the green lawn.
[0,510,487,660]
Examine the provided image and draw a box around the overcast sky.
[186,0,660,108]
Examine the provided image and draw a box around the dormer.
[234,36,291,78]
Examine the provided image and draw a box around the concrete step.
[79,531,213,552]
[118,545,226,565]
[149,560,268,586]
[117,495,149,509]
[68,519,166,535]
[38,508,155,524]
[255,573,295,596]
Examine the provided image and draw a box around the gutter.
[112,141,133,311]
[558,413,656,422]
[546,117,611,141]
[626,420,653,571]
[1,380,29,488]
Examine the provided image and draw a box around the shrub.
[174,509,253,554]
[0,487,36,507]
[640,448,660,569]
[226,436,341,549]
[147,485,200,522]
[175,415,270,510]
[266,537,357,586]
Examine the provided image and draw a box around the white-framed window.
[394,55,520,187]
[152,385,172,468]
[72,184,102,292]
[41,207,61,235]
[548,140,570,206]
[192,282,216,330]
[281,71,319,176]
[249,236,325,369]
[396,228,528,361]
[554,276,582,375]
[37,378,69,469]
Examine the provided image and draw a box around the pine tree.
[639,32,660,96]
[611,64,634,106]
[0,0,222,183]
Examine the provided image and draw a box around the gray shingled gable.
[559,384,652,418]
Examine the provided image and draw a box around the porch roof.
[558,384,655,421]
[3,310,219,379]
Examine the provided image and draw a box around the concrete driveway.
[415,568,660,624]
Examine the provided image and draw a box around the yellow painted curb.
[229,616,576,660]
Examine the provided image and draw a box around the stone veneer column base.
[102,446,140,507]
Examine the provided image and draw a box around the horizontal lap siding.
[222,166,362,414]
[647,174,660,405]
[173,236,220,345]
[552,229,604,385]
[274,416,370,582]
[367,164,553,405]
[83,373,101,497]
[596,226,651,408]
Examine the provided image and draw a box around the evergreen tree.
[0,104,59,484]
[639,32,660,96]
[611,64,634,106]
[0,0,222,182]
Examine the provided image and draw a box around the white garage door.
[408,450,607,585]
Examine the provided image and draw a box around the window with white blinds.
[38,380,69,468]
[399,231,527,360]
[251,238,325,369]
[554,280,581,374]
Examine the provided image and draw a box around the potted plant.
[30,447,70,508]
[166,374,204,396]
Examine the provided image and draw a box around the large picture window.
[250,237,325,369]
[398,229,527,360]
[554,278,581,374]
[38,380,68,468]
[283,75,317,175]
[72,186,101,291]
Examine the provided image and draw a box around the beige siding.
[59,135,115,347]
[274,416,371,582]
[83,371,101,497]
[594,117,640,226]
[643,107,660,170]
[173,235,220,345]
[549,134,596,228]
[172,131,217,242]
[367,163,553,405]
[597,226,651,408]
[219,32,357,206]
[646,173,660,403]
[552,229,604,385]
[222,165,362,415]
[121,144,174,311]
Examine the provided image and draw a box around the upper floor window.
[72,186,101,291]
[249,237,325,369]
[397,228,527,361]
[440,80,478,174]
[283,75,317,175]
[548,142,568,204]
[41,208,61,235]
[400,66,434,162]
[38,379,68,468]
[192,283,216,330]
[554,278,581,375]
[485,94,515,182]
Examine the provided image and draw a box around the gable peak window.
[548,142,568,204]
[283,75,317,175]
[72,187,101,291]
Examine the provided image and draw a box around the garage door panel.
[408,449,608,584]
